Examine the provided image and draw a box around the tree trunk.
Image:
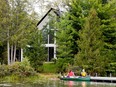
[21,48,23,62]
[11,45,13,64]
[7,40,10,65]
[13,43,17,62]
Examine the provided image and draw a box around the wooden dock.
[90,77,116,83]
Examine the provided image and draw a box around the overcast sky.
[33,0,68,17]
[34,0,58,16]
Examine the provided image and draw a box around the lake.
[0,80,116,87]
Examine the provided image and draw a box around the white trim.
[45,44,56,47]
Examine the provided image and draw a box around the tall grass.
[0,75,40,83]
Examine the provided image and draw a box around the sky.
[33,0,68,17]
[34,0,58,17]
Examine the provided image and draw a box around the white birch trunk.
[54,30,57,59]
[21,48,23,62]
[7,40,10,65]
[11,45,13,64]
[13,43,16,62]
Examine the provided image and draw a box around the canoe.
[60,76,90,81]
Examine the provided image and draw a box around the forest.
[0,0,116,76]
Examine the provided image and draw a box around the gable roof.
[37,8,60,30]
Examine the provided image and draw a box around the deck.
[90,77,116,83]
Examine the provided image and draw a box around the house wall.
[37,8,58,62]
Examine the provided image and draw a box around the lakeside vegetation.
[0,58,59,83]
[0,0,116,81]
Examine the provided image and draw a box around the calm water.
[0,80,116,87]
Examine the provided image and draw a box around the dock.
[90,77,116,83]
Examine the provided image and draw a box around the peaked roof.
[37,8,60,27]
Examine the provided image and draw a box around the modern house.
[37,8,60,61]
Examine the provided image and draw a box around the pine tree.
[99,0,116,75]
[75,8,106,75]
[55,0,116,75]
[25,30,46,71]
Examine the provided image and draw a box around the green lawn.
[43,62,57,73]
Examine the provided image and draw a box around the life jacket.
[81,72,86,77]
[68,71,74,76]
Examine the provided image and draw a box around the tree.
[24,30,46,71]
[0,0,10,42]
[75,8,106,75]
[99,0,116,75]
[56,0,116,75]
[0,0,11,64]
[56,17,74,72]
[0,0,37,64]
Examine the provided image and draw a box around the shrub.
[0,58,37,77]
[0,64,9,77]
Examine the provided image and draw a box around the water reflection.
[0,80,116,87]
[66,81,89,87]
[65,81,116,87]
[68,81,74,87]
[81,82,86,87]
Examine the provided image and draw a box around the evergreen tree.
[75,9,106,75]
[25,30,46,71]
[56,16,73,59]
[99,0,116,75]
[56,0,116,75]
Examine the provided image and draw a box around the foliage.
[75,8,105,75]
[0,0,10,64]
[0,58,36,77]
[56,58,74,73]
[0,64,9,77]
[0,0,38,64]
[0,75,40,83]
[55,0,116,76]
[0,0,10,43]
[105,62,116,76]
[55,7,76,70]
[9,0,37,47]
[56,19,74,58]
[0,44,7,64]
[99,0,116,68]
[24,30,46,71]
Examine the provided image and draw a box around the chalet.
[37,8,60,61]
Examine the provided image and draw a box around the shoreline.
[0,73,60,83]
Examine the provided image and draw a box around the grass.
[0,73,60,83]
[43,62,57,73]
[0,62,59,83]
[0,74,40,83]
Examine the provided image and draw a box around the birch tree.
[8,0,37,64]
[0,0,11,64]
[0,0,37,64]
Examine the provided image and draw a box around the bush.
[0,58,37,77]
[0,64,9,77]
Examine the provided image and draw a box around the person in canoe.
[67,70,75,77]
[81,69,87,77]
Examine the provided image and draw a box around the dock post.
[110,73,112,77]
[95,73,97,77]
